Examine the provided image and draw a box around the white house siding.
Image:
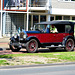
[51,0,75,20]
[52,0,75,9]
[0,12,1,29]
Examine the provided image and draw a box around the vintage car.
[9,20,75,53]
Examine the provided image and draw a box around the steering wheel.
[36,29,44,33]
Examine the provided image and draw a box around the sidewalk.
[0,38,10,50]
[0,37,10,43]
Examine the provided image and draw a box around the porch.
[3,0,50,11]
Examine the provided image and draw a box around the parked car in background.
[9,20,75,53]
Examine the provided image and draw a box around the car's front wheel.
[65,38,74,51]
[26,39,38,53]
[9,42,20,52]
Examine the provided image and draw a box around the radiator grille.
[20,32,24,38]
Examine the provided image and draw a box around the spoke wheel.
[9,41,20,52]
[26,39,38,53]
[65,38,74,51]
[10,45,20,52]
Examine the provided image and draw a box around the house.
[51,0,75,20]
[0,0,75,37]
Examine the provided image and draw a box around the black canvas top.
[35,21,75,25]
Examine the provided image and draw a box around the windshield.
[34,24,50,33]
[35,24,47,31]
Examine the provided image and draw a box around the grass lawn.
[0,52,75,66]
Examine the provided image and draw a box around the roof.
[35,20,75,25]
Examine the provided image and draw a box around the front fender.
[25,36,41,47]
[10,37,16,42]
[26,36,39,42]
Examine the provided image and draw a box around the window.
[55,25,65,33]
[65,25,71,33]
[63,16,70,20]
[55,25,71,33]
[72,17,75,20]
[33,15,39,25]
[55,16,62,20]
[40,15,46,22]
[51,16,54,21]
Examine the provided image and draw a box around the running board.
[46,45,65,48]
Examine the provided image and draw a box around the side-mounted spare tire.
[26,39,38,53]
[65,38,74,51]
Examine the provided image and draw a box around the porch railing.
[4,0,50,9]
[5,0,26,8]
[29,0,47,7]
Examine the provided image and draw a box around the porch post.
[24,14,26,30]
[26,13,29,31]
[31,15,33,27]
[39,15,40,23]
[26,0,29,31]
[62,16,64,20]
[0,0,2,38]
[70,16,72,20]
[54,16,55,20]
[3,13,6,36]
[46,15,50,21]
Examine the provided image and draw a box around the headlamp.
[14,35,17,38]
[17,33,20,36]
[23,35,26,39]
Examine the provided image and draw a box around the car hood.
[23,31,41,34]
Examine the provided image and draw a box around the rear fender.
[62,35,74,46]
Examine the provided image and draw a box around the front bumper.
[9,42,27,49]
[10,35,28,49]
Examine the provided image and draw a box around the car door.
[55,25,72,42]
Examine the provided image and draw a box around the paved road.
[0,64,75,75]
[0,48,68,55]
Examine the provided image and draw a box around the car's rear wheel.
[26,39,38,53]
[65,38,74,51]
